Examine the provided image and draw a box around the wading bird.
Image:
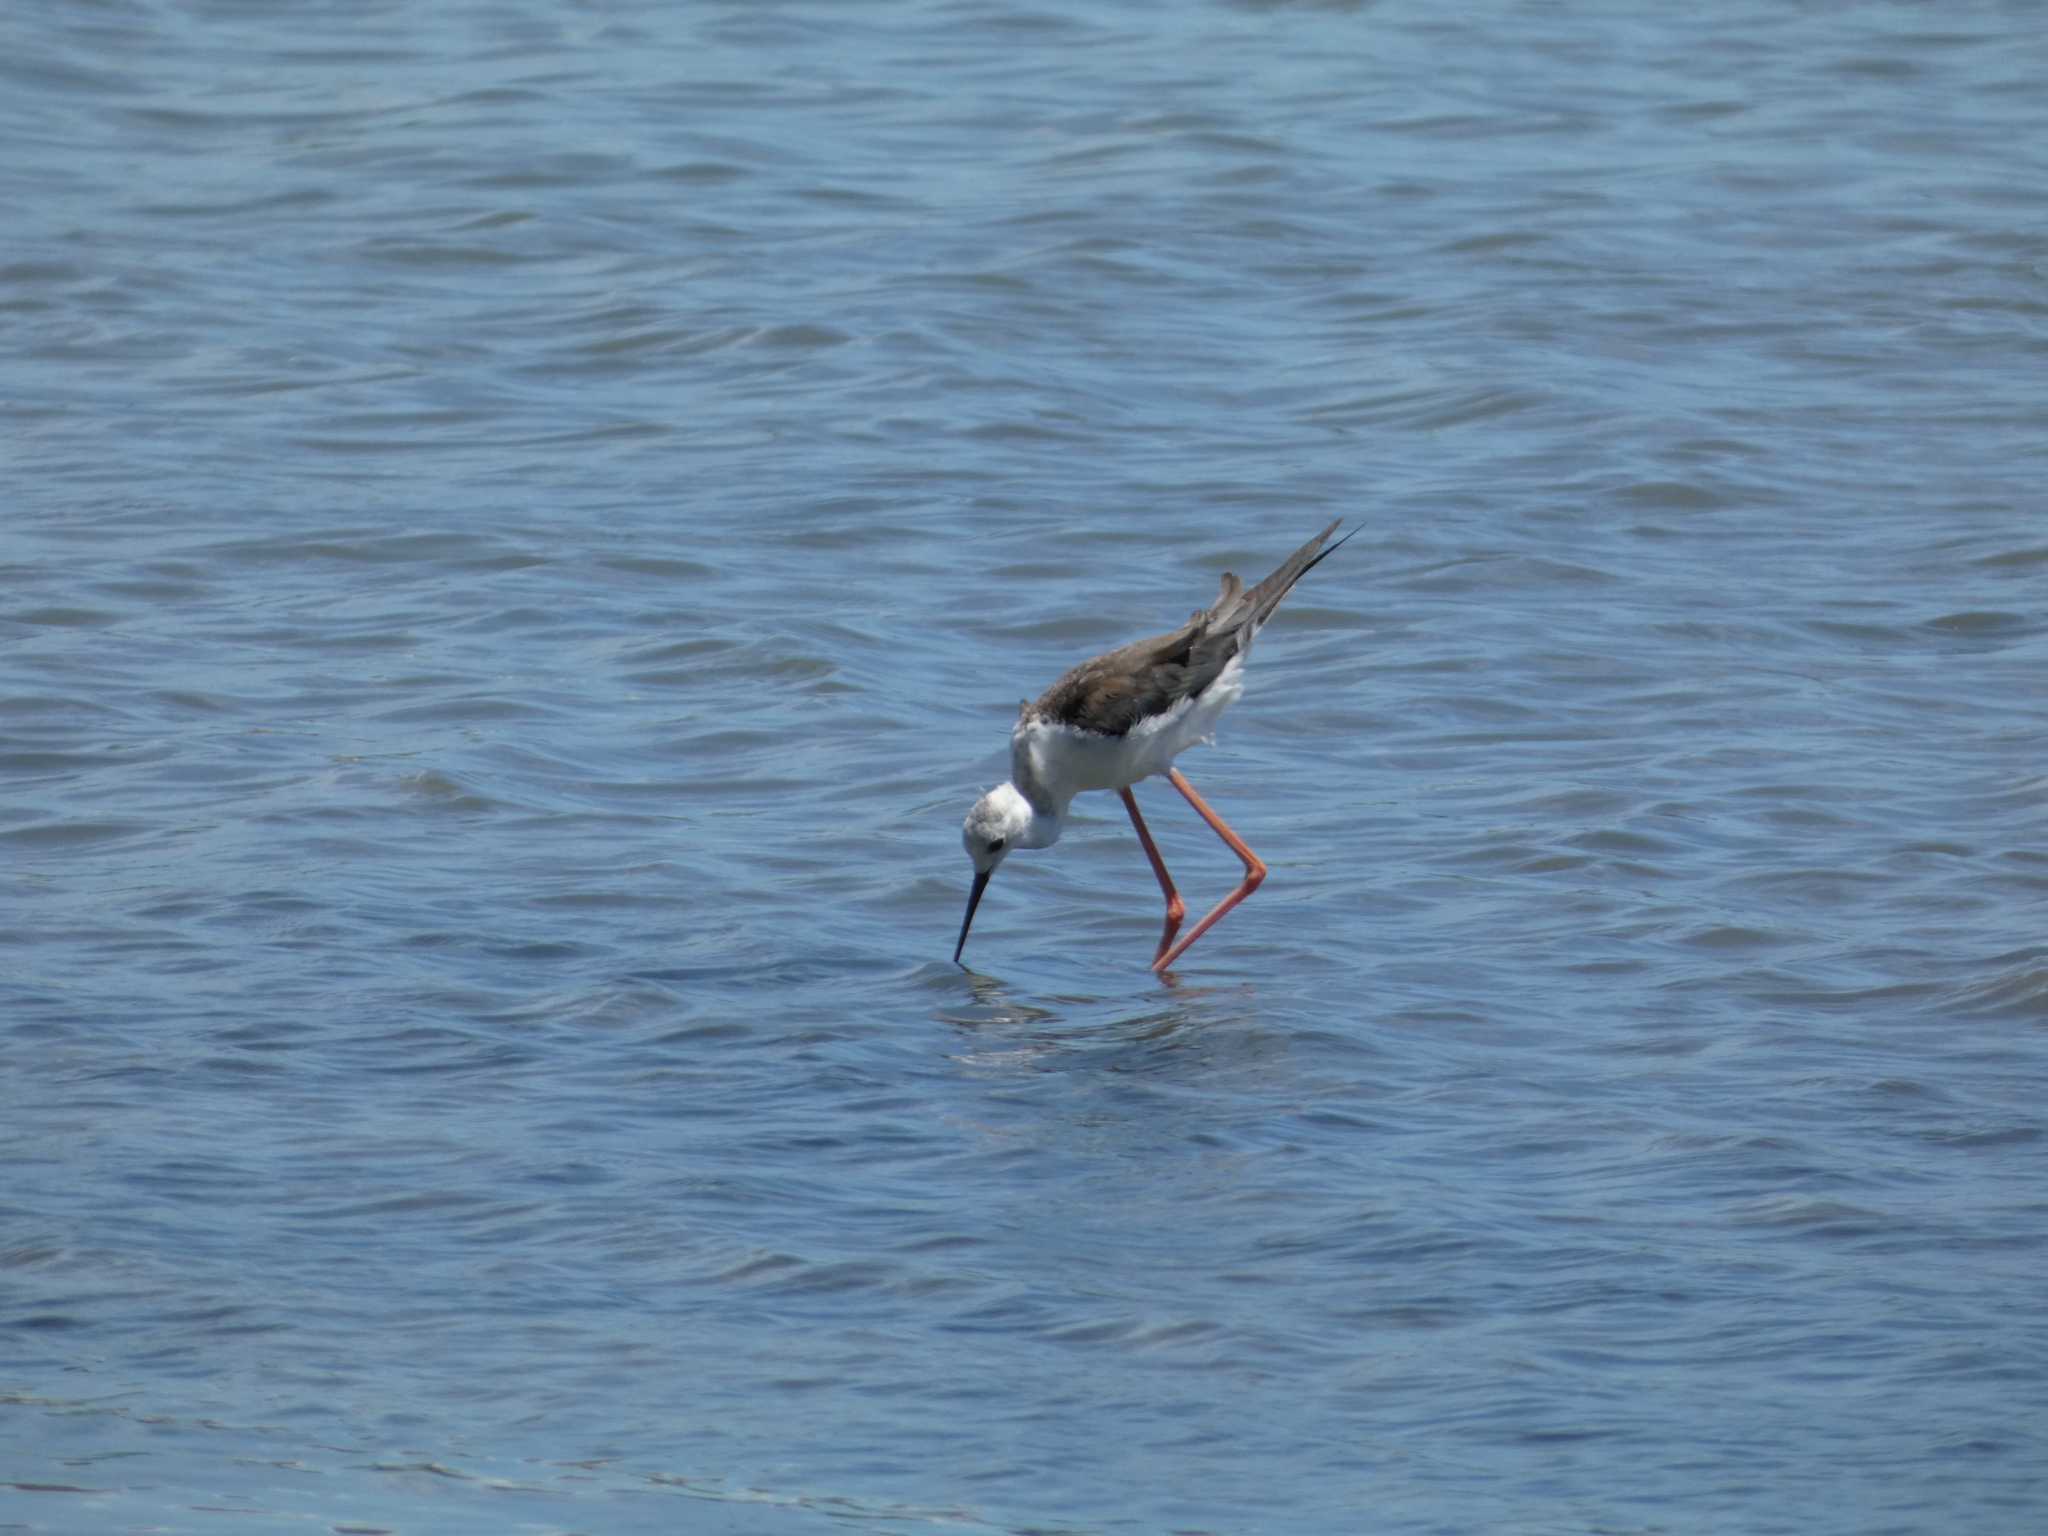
[955,520,1356,971]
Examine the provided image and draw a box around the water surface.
[4,2,2046,1532]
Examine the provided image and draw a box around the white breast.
[1015,653,1245,803]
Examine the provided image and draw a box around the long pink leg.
[1152,768,1268,972]
[1120,787,1186,968]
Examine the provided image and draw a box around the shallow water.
[5,2,2047,1532]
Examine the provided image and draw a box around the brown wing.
[1027,520,1352,738]
[1027,615,1210,738]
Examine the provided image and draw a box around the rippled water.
[5,2,2046,1532]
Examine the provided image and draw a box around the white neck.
[1019,786,1063,849]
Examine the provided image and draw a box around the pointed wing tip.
[1311,519,1361,564]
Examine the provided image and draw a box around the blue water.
[5,2,2047,1532]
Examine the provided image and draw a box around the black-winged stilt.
[956,520,1356,971]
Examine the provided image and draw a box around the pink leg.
[1152,768,1268,972]
[1121,787,1186,968]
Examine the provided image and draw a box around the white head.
[954,782,1034,964]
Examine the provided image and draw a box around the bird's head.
[955,783,1031,964]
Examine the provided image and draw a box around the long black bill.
[953,868,993,965]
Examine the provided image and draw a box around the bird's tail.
[1215,519,1358,637]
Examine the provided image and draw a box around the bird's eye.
[989,838,1006,852]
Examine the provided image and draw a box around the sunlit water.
[5,2,2046,1532]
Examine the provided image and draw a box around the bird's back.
[1024,519,1349,741]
